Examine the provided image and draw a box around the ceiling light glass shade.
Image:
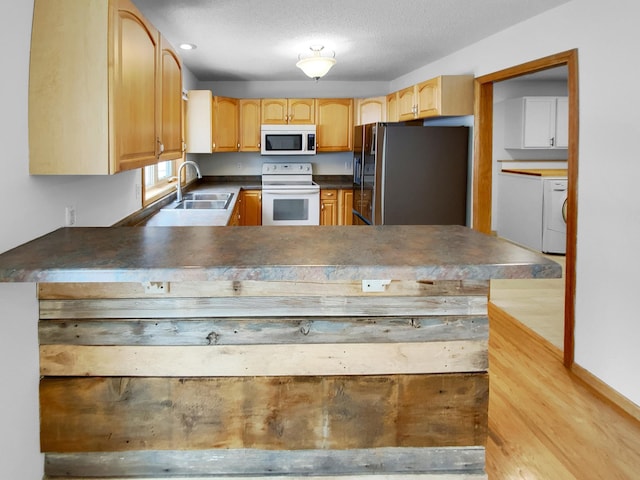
[296,46,336,80]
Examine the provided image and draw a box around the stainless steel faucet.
[176,160,202,202]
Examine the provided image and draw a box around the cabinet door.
[355,97,386,126]
[416,78,440,118]
[227,196,242,226]
[288,98,315,124]
[523,97,556,148]
[239,99,261,151]
[339,189,354,226]
[261,99,288,124]
[386,92,399,123]
[320,190,338,225]
[113,0,160,172]
[241,190,262,226]
[158,35,183,160]
[316,98,354,152]
[213,96,239,151]
[397,86,417,121]
[555,97,569,148]
[185,90,213,153]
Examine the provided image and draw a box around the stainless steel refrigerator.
[352,123,469,225]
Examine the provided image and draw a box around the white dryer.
[542,178,567,254]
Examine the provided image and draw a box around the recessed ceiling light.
[179,43,197,50]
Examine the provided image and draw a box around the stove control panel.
[262,162,313,174]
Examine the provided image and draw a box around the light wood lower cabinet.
[320,189,353,226]
[339,189,354,226]
[320,190,338,225]
[240,189,262,226]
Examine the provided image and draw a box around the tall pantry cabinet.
[29,0,183,174]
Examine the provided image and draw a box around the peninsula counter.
[0,225,561,479]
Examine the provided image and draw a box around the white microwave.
[261,124,316,155]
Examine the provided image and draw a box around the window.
[143,159,181,205]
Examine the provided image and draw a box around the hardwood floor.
[487,303,640,479]
[490,254,565,351]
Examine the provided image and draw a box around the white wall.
[2,0,639,477]
[396,0,640,404]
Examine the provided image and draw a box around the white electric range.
[261,162,320,226]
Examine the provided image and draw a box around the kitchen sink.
[169,192,234,210]
[181,192,233,202]
[142,191,236,226]
[173,199,229,210]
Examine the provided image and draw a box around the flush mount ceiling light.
[179,43,197,50]
[296,46,336,80]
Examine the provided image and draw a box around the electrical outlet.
[135,183,141,200]
[236,162,242,170]
[65,206,76,226]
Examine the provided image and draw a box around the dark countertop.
[0,225,561,283]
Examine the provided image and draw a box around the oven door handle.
[264,189,319,195]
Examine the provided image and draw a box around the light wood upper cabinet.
[316,98,354,152]
[212,96,239,152]
[261,98,315,124]
[387,92,399,123]
[355,97,387,126]
[29,0,181,175]
[393,75,474,122]
[416,76,474,117]
[398,86,418,121]
[158,36,183,160]
[239,99,261,152]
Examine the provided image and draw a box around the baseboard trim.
[571,362,640,425]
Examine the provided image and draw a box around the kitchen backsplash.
[191,151,353,176]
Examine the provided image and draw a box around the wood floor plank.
[487,303,640,479]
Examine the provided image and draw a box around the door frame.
[472,49,579,367]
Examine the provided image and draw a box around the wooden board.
[38,280,490,299]
[39,340,488,376]
[38,295,487,319]
[44,447,486,478]
[40,375,488,453]
[39,316,488,345]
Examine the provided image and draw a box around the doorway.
[472,49,578,367]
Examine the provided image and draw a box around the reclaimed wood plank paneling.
[38,295,488,319]
[40,340,488,376]
[39,315,488,345]
[40,375,488,453]
[38,280,490,299]
[44,447,486,478]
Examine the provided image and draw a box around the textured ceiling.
[132,0,571,82]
